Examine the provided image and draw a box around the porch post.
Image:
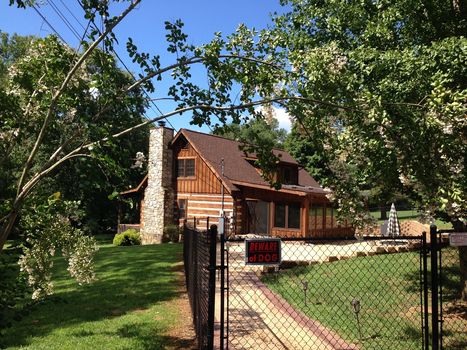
[302,196,310,238]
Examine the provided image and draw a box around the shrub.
[162,225,180,243]
[113,229,141,246]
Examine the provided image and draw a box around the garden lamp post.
[351,298,363,341]
[302,280,309,306]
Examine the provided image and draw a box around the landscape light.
[351,298,363,341]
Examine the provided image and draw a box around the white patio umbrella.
[387,203,401,238]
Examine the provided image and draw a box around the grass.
[370,210,453,230]
[263,248,466,350]
[0,235,188,350]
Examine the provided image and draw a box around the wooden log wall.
[175,143,222,194]
[178,193,235,229]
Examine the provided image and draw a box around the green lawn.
[370,210,453,230]
[0,237,188,350]
[263,249,466,349]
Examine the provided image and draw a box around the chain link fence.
[225,236,426,350]
[181,218,466,350]
[437,232,467,350]
[183,222,217,350]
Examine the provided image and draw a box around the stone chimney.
[141,125,174,244]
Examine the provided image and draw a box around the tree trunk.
[379,205,387,220]
[0,209,19,252]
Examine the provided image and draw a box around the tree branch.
[16,0,141,196]
[125,54,282,93]
[16,95,354,205]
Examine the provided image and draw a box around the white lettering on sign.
[449,233,467,247]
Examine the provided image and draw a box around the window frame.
[273,202,301,230]
[176,157,196,178]
[277,166,298,185]
[177,199,187,220]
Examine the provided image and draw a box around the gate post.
[422,231,430,350]
[220,219,226,350]
[430,224,440,350]
[207,225,217,349]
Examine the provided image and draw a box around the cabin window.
[274,203,286,228]
[309,205,324,230]
[177,158,195,178]
[288,204,301,229]
[325,207,333,228]
[278,166,298,185]
[309,204,340,230]
[178,199,187,220]
[274,203,301,229]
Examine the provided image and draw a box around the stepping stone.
[375,246,387,254]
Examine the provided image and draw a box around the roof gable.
[173,129,323,193]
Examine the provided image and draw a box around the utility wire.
[75,0,177,131]
[58,0,87,31]
[48,0,82,41]
[32,4,67,43]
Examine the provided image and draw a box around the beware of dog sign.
[245,238,281,265]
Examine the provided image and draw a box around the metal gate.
[429,227,467,350]
[220,235,428,350]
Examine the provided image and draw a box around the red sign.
[245,238,281,265]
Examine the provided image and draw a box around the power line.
[75,0,177,131]
[48,0,82,41]
[35,0,178,131]
[58,0,86,31]
[32,4,67,43]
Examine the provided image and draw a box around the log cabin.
[118,125,354,244]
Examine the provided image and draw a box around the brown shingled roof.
[175,129,323,193]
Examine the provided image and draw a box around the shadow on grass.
[1,243,184,349]
[403,249,462,301]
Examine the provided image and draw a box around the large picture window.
[177,158,195,178]
[288,204,300,229]
[274,203,286,228]
[274,202,301,229]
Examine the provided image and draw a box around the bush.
[0,247,30,339]
[113,229,141,246]
[162,225,180,243]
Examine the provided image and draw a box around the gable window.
[177,158,195,178]
[274,202,301,229]
[278,166,298,185]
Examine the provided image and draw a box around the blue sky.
[1,0,290,133]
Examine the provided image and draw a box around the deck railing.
[117,223,141,234]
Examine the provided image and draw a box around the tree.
[0,0,292,251]
[0,32,34,86]
[213,108,288,148]
[4,0,465,298]
[240,0,466,227]
[1,34,148,235]
[235,0,466,295]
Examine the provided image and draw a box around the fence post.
[207,224,217,349]
[430,224,439,350]
[422,231,430,350]
[220,216,226,350]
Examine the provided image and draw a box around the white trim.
[177,193,226,198]
[187,208,234,214]
[188,200,234,205]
